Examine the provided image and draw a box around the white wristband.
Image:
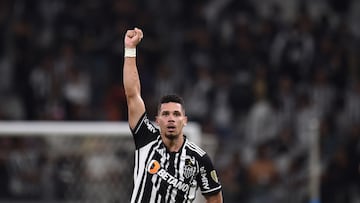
[124,48,136,57]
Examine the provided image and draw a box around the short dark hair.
[158,94,185,113]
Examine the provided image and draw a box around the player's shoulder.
[184,138,207,157]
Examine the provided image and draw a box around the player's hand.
[124,27,143,48]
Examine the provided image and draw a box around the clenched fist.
[124,27,143,48]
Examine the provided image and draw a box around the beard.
[164,132,179,140]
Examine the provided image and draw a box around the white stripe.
[186,142,206,156]
[166,185,173,202]
[170,153,180,201]
[174,153,180,179]
[150,138,165,202]
[149,184,158,202]
[202,185,222,194]
[187,142,206,155]
[137,144,156,202]
[134,115,146,134]
[164,153,171,201]
[179,145,187,183]
[130,140,158,203]
[134,150,139,180]
[170,187,177,202]
[150,170,159,201]
[150,155,163,203]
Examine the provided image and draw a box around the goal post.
[0,121,202,144]
[0,121,203,202]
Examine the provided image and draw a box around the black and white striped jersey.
[129,113,222,203]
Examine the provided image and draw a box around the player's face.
[156,102,187,140]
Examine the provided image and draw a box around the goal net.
[0,121,202,203]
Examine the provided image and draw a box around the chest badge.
[183,158,196,179]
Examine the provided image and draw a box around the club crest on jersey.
[183,165,196,179]
[183,158,196,179]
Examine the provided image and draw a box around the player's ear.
[184,116,188,126]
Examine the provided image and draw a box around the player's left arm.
[197,153,223,202]
[204,191,223,203]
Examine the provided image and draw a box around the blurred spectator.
[274,74,296,126]
[321,147,351,203]
[82,139,123,202]
[294,92,319,155]
[270,6,315,83]
[0,138,11,199]
[308,68,336,118]
[318,116,339,165]
[29,55,56,119]
[344,124,360,202]
[63,67,91,120]
[245,66,275,147]
[7,138,46,200]
[209,69,233,141]
[247,142,279,203]
[183,65,213,125]
[284,154,308,203]
[220,152,249,203]
[53,154,82,200]
[343,79,360,126]
[153,61,179,102]
[102,83,127,121]
[0,56,13,94]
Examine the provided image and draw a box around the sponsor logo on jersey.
[200,166,210,190]
[144,117,157,133]
[148,160,161,174]
[157,169,190,192]
[147,160,190,192]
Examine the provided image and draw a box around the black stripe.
[165,152,174,203]
[135,150,139,177]
[174,152,185,202]
[140,171,154,202]
[154,166,162,202]
[153,145,166,202]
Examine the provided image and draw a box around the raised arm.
[123,28,145,129]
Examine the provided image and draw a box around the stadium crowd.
[0,0,359,202]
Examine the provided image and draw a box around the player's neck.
[162,135,184,152]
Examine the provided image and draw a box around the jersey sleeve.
[131,113,160,149]
[196,154,222,196]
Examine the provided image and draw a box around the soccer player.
[123,27,223,203]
